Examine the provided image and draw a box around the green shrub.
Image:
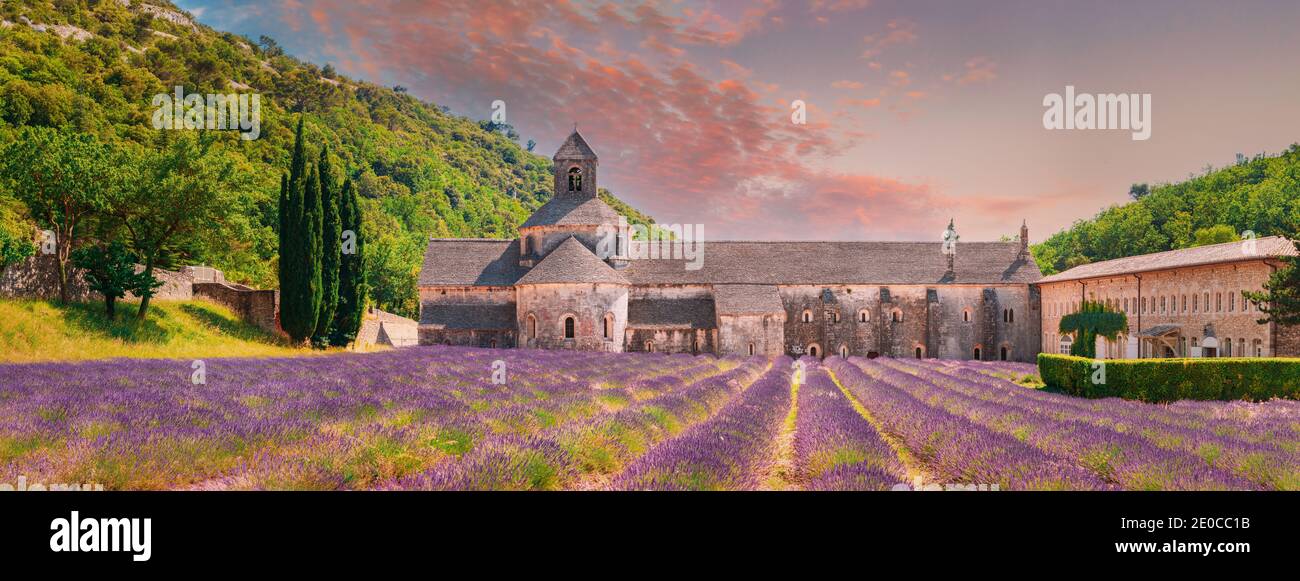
[1038,354,1300,402]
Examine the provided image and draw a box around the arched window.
[1008,309,1015,323]
[973,347,981,360]
[802,309,813,323]
[645,341,655,353]
[808,344,820,358]
[527,314,537,339]
[602,313,613,339]
[567,167,582,192]
[839,345,848,358]
[1059,334,1073,354]
[963,309,971,322]
[858,309,870,323]
[1229,292,1235,312]
[1252,338,1260,357]
[914,346,923,359]
[691,339,699,354]
[563,316,575,339]
[489,339,497,349]
[748,343,755,356]
[892,309,903,323]
[1224,338,1231,357]
[832,312,840,323]
[1216,293,1222,312]
[1000,346,1009,361]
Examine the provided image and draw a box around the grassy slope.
[0,299,322,363]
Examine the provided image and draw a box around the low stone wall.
[0,255,193,301]
[192,282,280,334]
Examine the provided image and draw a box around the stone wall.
[0,255,194,301]
[717,313,784,356]
[192,282,279,334]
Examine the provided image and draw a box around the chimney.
[1019,220,1029,260]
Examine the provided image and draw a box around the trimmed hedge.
[1037,354,1300,403]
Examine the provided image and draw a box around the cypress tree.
[330,178,367,346]
[313,146,341,347]
[279,117,313,343]
[300,163,324,341]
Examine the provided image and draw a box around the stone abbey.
[418,131,1298,361]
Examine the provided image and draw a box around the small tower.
[553,130,598,200]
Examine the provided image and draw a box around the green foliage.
[0,126,121,302]
[1033,146,1300,275]
[1244,238,1300,326]
[0,195,35,268]
[278,118,315,344]
[313,146,340,347]
[330,178,366,346]
[70,241,138,319]
[1038,354,1300,403]
[0,1,654,319]
[1059,300,1128,358]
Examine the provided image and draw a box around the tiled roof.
[627,298,716,329]
[421,239,1041,288]
[712,284,784,315]
[619,241,1041,285]
[418,239,525,286]
[553,130,597,160]
[1038,236,1297,283]
[419,303,516,329]
[516,237,629,285]
[520,196,621,228]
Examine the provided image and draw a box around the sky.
[176,0,1300,243]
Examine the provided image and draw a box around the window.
[1216,293,1222,312]
[839,345,848,358]
[973,347,982,360]
[1059,335,1073,355]
[914,347,923,359]
[527,314,538,339]
[1229,292,1235,312]
[489,339,498,349]
[858,309,870,323]
[1182,295,1187,313]
[603,313,613,339]
[1141,298,1147,313]
[809,345,820,358]
[1204,292,1210,312]
[1123,298,1128,313]
[1000,346,1009,361]
[1160,296,1166,313]
[645,341,654,353]
[1254,339,1262,357]
[802,309,813,323]
[1193,294,1198,312]
[833,312,841,323]
[692,340,699,354]
[1002,309,1008,322]
[1223,338,1231,357]
[748,343,755,356]
[1008,309,1014,323]
[963,309,971,322]
[892,310,903,323]
[567,167,582,191]
[563,316,575,339]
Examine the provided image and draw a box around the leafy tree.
[113,133,244,319]
[330,178,367,346]
[1244,238,1300,326]
[1060,301,1128,358]
[70,241,139,320]
[1191,224,1239,247]
[0,127,119,303]
[1128,183,1150,200]
[0,196,35,270]
[313,146,341,347]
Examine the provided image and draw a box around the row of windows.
[524,313,615,341]
[1050,290,1259,318]
[799,308,1010,324]
[1050,334,1266,357]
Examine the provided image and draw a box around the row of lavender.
[880,358,1296,490]
[0,347,731,489]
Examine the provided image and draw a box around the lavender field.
[0,347,1295,491]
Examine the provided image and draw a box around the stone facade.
[417,131,1044,361]
[1039,238,1298,359]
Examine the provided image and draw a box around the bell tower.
[553,129,598,200]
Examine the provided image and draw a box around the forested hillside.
[0,0,655,317]
[1033,145,1300,274]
